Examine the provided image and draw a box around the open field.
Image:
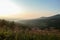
[0,27,60,40]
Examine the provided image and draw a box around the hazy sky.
[0,0,60,19]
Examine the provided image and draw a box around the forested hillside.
[0,14,60,40]
[18,14,60,29]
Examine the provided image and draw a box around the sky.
[0,0,60,19]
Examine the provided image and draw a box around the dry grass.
[0,27,60,40]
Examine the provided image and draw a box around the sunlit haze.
[0,0,60,19]
[0,0,23,18]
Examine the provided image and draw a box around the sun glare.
[0,0,22,17]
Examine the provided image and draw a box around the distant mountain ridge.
[17,14,60,29]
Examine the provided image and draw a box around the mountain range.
[17,14,60,29]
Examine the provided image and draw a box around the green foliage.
[0,29,60,40]
[0,19,60,40]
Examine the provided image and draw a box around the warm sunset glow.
[0,0,22,17]
[0,0,59,19]
[7,10,55,20]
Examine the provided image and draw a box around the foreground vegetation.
[0,19,60,40]
[0,28,60,40]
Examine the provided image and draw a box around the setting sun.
[0,0,60,40]
[0,0,22,17]
[0,0,59,19]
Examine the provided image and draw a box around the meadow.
[0,27,60,40]
[0,19,60,40]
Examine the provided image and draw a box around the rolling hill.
[17,14,60,29]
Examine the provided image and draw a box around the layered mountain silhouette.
[18,14,60,29]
